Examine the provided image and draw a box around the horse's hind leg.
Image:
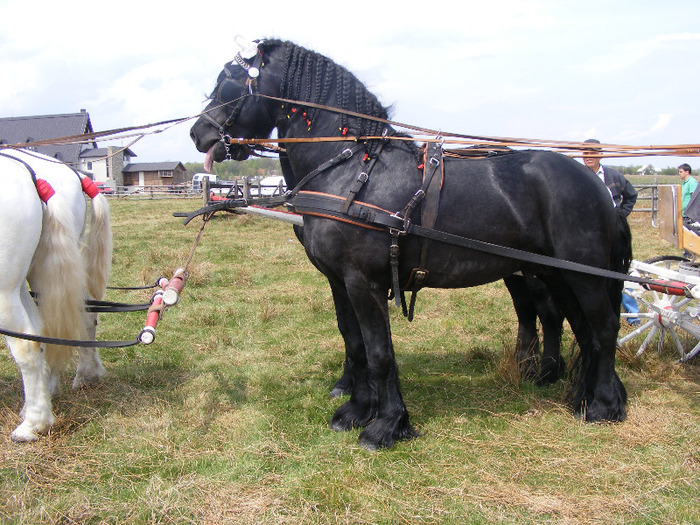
[507,274,566,385]
[504,275,541,380]
[528,276,565,385]
[2,289,54,442]
[72,311,106,390]
[330,357,353,398]
[8,339,54,442]
[549,274,626,421]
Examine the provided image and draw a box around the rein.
[0,90,696,158]
[0,325,140,348]
[225,94,700,159]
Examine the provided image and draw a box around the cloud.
[612,113,673,143]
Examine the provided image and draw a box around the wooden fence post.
[203,176,211,206]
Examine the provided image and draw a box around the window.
[87,162,93,170]
[159,170,173,178]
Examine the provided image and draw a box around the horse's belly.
[411,255,521,289]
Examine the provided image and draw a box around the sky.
[1,0,699,169]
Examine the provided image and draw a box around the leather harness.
[290,141,452,320]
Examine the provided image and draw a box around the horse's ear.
[235,35,261,59]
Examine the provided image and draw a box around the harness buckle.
[389,214,409,236]
[389,241,401,257]
[357,172,369,183]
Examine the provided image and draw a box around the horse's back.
[443,150,610,216]
[4,150,86,233]
[440,150,615,253]
[0,155,44,291]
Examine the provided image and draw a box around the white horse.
[0,149,112,442]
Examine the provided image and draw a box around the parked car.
[95,182,115,194]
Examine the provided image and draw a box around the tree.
[184,157,282,181]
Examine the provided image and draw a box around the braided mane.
[261,40,389,139]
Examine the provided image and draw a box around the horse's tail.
[607,212,633,316]
[30,192,88,370]
[83,191,112,301]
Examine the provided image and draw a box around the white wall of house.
[81,157,109,182]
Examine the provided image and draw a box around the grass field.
[1,199,699,524]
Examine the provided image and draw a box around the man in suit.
[582,138,638,216]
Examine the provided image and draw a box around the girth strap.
[288,143,365,198]
[394,143,444,319]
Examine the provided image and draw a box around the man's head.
[582,138,602,173]
[679,163,692,181]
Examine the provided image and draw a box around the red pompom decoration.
[35,178,55,202]
[81,177,100,199]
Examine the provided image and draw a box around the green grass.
[1,200,699,524]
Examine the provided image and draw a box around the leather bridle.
[200,48,272,159]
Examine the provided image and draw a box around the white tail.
[29,192,88,370]
[83,192,113,301]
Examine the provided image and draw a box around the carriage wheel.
[618,255,700,362]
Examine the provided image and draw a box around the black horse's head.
[191,39,392,172]
[190,41,280,170]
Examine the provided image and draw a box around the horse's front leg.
[327,281,376,430]
[329,357,353,398]
[343,274,417,450]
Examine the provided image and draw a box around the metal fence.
[101,178,286,202]
[99,185,199,199]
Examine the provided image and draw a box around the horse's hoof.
[330,401,374,431]
[72,370,106,390]
[585,401,627,423]
[357,419,419,450]
[536,357,566,386]
[10,425,40,443]
[330,374,352,398]
[357,434,382,451]
[330,419,352,432]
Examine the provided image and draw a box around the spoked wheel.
[618,255,700,362]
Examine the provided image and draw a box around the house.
[637,164,657,175]
[0,109,97,169]
[122,161,188,187]
[0,110,185,189]
[79,146,137,185]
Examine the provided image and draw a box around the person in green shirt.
[679,163,698,215]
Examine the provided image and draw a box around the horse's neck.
[277,115,345,173]
[279,155,298,189]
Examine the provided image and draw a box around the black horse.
[190,39,631,449]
